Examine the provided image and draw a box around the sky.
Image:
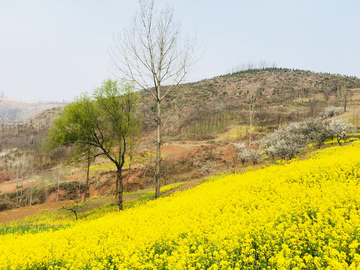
[1,0,359,103]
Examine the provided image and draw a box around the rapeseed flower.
[1,143,360,269]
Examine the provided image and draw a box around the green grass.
[0,223,70,236]
[1,182,187,235]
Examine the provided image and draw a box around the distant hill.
[139,68,360,136]
[1,68,360,144]
[0,98,65,124]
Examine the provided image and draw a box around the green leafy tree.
[45,79,140,210]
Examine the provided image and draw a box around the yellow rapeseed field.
[2,143,360,269]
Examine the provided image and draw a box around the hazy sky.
[1,0,359,103]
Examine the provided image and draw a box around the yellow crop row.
[1,143,360,269]
[215,126,255,141]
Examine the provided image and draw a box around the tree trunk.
[344,97,347,112]
[155,94,161,199]
[117,171,124,211]
[115,174,119,198]
[249,104,254,146]
[125,153,132,193]
[78,176,82,200]
[29,178,33,206]
[56,177,60,202]
[20,177,24,206]
[15,179,19,206]
[84,156,90,202]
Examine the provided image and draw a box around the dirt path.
[0,179,38,194]
[149,145,194,157]
[0,200,73,224]
[161,178,205,197]
[0,178,205,225]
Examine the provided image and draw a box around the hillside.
[0,98,65,124]
[0,106,63,151]
[0,68,359,214]
[139,68,360,137]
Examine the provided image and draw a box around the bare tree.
[258,60,268,69]
[61,200,81,221]
[323,89,331,101]
[309,98,320,117]
[18,156,31,206]
[352,109,360,128]
[110,0,199,198]
[52,169,62,202]
[337,85,350,112]
[6,153,31,207]
[275,107,286,128]
[248,104,256,146]
[8,159,21,206]
[257,105,269,128]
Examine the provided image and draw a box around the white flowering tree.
[234,142,263,165]
[194,160,215,174]
[302,117,329,148]
[234,142,247,165]
[323,106,343,119]
[261,124,308,160]
[326,118,354,145]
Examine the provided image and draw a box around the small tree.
[234,143,247,165]
[234,142,263,165]
[52,168,63,202]
[261,122,308,160]
[323,106,343,119]
[327,118,352,145]
[248,104,256,146]
[337,85,349,112]
[61,200,81,221]
[194,160,214,175]
[46,79,140,210]
[246,148,263,165]
[303,117,328,148]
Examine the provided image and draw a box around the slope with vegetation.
[0,98,65,124]
[140,68,360,138]
[1,142,360,269]
[0,68,359,215]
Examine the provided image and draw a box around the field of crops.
[2,142,360,269]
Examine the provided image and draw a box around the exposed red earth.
[0,179,38,194]
[150,144,198,158]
